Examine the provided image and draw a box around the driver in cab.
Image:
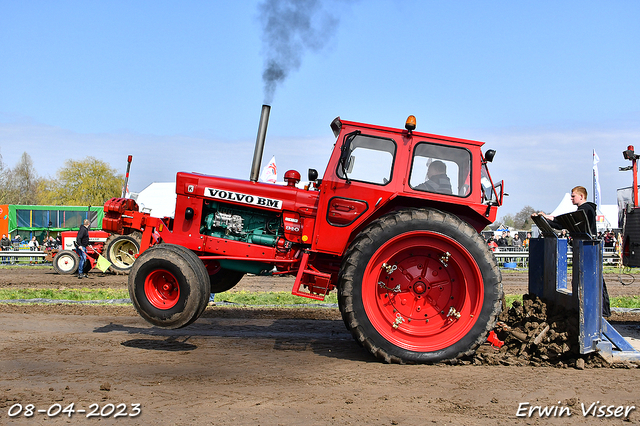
[415,160,452,195]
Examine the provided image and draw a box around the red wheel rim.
[362,231,484,352]
[144,269,180,309]
[203,260,222,276]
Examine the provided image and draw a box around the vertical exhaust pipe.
[250,104,271,182]
[121,155,133,198]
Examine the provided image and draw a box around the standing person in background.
[28,236,40,250]
[1,234,10,265]
[535,185,610,317]
[1,234,10,250]
[512,233,523,248]
[497,231,508,247]
[44,237,57,251]
[604,231,614,248]
[487,236,498,252]
[505,230,514,246]
[76,219,90,279]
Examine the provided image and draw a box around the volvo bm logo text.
[204,188,283,210]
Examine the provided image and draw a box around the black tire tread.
[128,243,210,328]
[53,250,79,275]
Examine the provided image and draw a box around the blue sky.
[1,0,639,221]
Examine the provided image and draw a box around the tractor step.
[291,252,332,301]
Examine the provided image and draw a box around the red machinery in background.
[51,229,140,275]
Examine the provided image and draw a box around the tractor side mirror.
[484,149,496,163]
[338,130,360,183]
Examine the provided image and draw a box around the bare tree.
[0,149,6,203]
[495,206,539,231]
[501,213,516,229]
[3,152,41,205]
[514,205,537,230]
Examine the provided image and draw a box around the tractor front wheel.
[338,208,502,364]
[128,244,210,328]
[53,250,79,275]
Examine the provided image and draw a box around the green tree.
[44,157,123,206]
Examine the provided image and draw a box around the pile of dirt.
[461,294,638,369]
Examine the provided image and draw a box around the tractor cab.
[309,115,504,255]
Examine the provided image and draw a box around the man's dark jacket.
[76,225,90,248]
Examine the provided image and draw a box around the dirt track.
[1,267,639,425]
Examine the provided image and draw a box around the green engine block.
[200,200,282,247]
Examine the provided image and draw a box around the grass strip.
[610,295,640,309]
[0,288,129,301]
[216,290,337,305]
[0,265,52,270]
[0,289,637,309]
[0,289,339,305]
[504,294,640,309]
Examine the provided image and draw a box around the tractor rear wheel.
[128,244,210,328]
[53,250,79,275]
[338,208,502,364]
[104,233,141,274]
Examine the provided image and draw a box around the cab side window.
[410,142,471,197]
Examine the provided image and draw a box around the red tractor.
[52,230,141,275]
[103,106,505,363]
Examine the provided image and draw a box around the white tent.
[131,182,177,218]
[549,193,619,231]
[550,193,575,217]
[598,205,619,229]
[131,180,311,220]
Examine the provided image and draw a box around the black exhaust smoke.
[259,0,340,104]
[250,104,271,182]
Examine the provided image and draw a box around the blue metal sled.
[530,212,640,363]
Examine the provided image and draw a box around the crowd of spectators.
[485,229,620,252]
[485,230,532,252]
[0,234,61,251]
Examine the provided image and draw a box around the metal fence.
[0,250,48,265]
[492,246,619,268]
[0,246,621,269]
